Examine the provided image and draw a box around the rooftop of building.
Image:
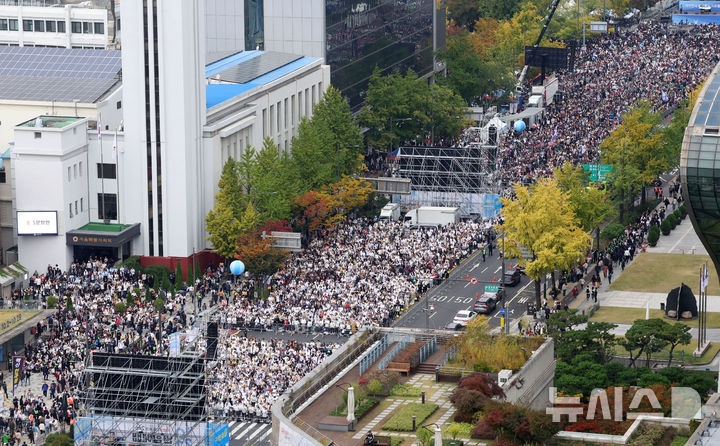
[0,46,121,103]
[17,115,84,129]
[205,50,320,109]
[77,222,133,232]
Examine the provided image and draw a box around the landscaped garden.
[382,402,439,431]
[444,318,545,372]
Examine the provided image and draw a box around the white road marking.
[230,422,247,437]
[245,425,265,442]
[470,263,481,271]
[236,424,255,440]
[481,267,488,274]
[428,311,437,319]
[494,266,502,273]
[464,282,472,288]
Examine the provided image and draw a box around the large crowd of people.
[0,18,719,445]
[496,22,720,186]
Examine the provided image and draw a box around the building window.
[262,108,267,137]
[97,193,117,220]
[67,167,71,182]
[45,21,56,33]
[71,21,81,33]
[9,20,18,31]
[34,132,41,139]
[116,18,120,31]
[69,203,73,218]
[82,22,91,34]
[74,200,78,215]
[269,105,274,135]
[73,163,77,179]
[57,21,65,33]
[96,163,117,179]
[94,22,104,34]
[0,19,7,31]
[22,20,32,32]
[34,20,44,32]
[79,161,83,176]
[244,0,264,51]
[80,198,84,212]
[0,168,5,183]
[116,100,121,109]
[276,101,281,133]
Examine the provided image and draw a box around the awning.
[0,145,11,169]
[66,222,141,247]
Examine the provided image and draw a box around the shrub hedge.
[647,226,660,247]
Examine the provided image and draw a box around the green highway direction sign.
[582,164,614,182]
[485,285,500,293]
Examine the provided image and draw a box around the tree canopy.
[358,67,470,150]
[498,178,592,307]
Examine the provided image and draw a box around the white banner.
[75,416,205,446]
[17,211,58,235]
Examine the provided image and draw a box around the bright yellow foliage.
[498,178,592,283]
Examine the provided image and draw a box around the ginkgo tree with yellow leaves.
[498,178,592,308]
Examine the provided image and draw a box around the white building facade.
[0,3,108,48]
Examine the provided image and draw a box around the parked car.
[473,297,497,314]
[444,322,465,331]
[452,310,478,326]
[481,288,505,303]
[504,269,521,286]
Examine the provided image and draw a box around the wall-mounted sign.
[17,211,58,235]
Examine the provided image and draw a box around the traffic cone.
[493,276,497,282]
[466,274,470,281]
[475,293,479,299]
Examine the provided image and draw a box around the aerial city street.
[0,0,719,445]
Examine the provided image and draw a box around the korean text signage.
[1,313,22,331]
[582,164,613,182]
[12,355,24,395]
[17,211,58,235]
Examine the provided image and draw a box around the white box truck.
[404,206,460,227]
[379,203,401,221]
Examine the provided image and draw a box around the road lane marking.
[481,267,488,274]
[470,263,481,271]
[494,266,502,273]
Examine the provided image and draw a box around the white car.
[452,310,478,326]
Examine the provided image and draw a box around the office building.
[0,1,109,49]
[681,60,720,277]
[206,0,444,110]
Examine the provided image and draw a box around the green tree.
[249,138,295,224]
[359,67,429,151]
[205,158,244,258]
[238,201,258,234]
[45,433,74,446]
[114,302,127,314]
[621,318,671,368]
[556,321,618,364]
[291,86,363,190]
[435,33,514,104]
[174,262,183,288]
[658,322,692,366]
[235,231,288,277]
[498,178,592,307]
[444,0,481,29]
[555,162,612,248]
[601,103,669,210]
[65,295,73,311]
[428,83,473,142]
[46,296,57,309]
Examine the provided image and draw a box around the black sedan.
[473,297,497,314]
[504,269,521,286]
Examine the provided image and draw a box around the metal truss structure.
[77,331,211,446]
[390,144,503,213]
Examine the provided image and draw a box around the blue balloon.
[513,120,526,132]
[230,260,245,275]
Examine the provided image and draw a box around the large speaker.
[488,125,497,145]
[207,322,218,360]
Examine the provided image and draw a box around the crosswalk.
[228,421,272,446]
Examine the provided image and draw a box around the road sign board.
[582,164,613,182]
[499,308,506,315]
[485,285,500,292]
[470,277,478,285]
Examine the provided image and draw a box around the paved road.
[228,421,272,446]
[395,248,535,331]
